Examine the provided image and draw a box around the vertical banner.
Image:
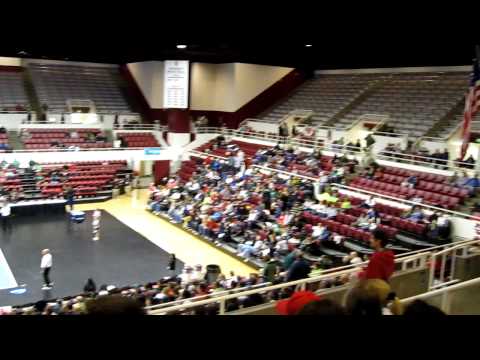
[163,60,190,109]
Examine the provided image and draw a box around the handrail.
[400,276,480,314]
[378,150,474,168]
[194,126,372,155]
[149,251,431,315]
[332,183,475,220]
[372,131,409,138]
[402,277,480,304]
[144,282,271,311]
[428,239,480,290]
[113,124,164,131]
[376,153,476,174]
[0,147,163,153]
[433,239,480,257]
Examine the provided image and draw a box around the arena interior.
[0,41,479,316]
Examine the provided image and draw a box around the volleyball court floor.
[0,190,256,307]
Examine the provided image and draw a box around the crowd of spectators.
[147,143,364,266]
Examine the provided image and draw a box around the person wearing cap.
[276,291,321,315]
[362,229,395,282]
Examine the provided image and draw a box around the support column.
[167,109,192,147]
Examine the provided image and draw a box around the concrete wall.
[0,149,177,168]
[453,254,480,281]
[127,61,165,108]
[190,63,292,112]
[0,57,22,67]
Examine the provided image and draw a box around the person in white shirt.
[179,266,194,285]
[92,209,101,241]
[40,249,53,289]
[192,264,204,282]
[0,201,11,232]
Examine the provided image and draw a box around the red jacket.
[364,250,395,282]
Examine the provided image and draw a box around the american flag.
[461,46,480,159]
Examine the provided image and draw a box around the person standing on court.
[1,201,12,232]
[40,249,53,289]
[64,186,75,212]
[167,253,176,276]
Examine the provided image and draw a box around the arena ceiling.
[2,13,479,70]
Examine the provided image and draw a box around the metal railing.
[400,276,480,314]
[113,124,165,131]
[148,250,432,315]
[0,147,162,154]
[376,150,475,172]
[144,282,272,312]
[149,237,480,315]
[332,182,476,220]
[372,131,409,139]
[428,239,480,291]
[193,126,373,156]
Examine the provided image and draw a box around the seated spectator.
[402,175,418,189]
[86,295,145,315]
[360,196,376,209]
[343,280,383,316]
[463,174,480,196]
[343,252,363,266]
[340,199,352,209]
[296,299,345,315]
[275,291,321,315]
[344,279,403,316]
[406,206,424,222]
[403,300,446,316]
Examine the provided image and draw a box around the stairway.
[104,129,114,144]
[323,76,392,127]
[424,99,465,138]
[22,68,41,120]
[8,131,23,150]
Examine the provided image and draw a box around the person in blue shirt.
[407,206,424,222]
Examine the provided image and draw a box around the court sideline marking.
[0,248,18,290]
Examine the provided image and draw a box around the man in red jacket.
[363,229,395,282]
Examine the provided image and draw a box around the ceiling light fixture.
[177,45,187,49]
[305,44,313,47]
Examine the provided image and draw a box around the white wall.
[372,135,408,153]
[233,63,292,110]
[245,121,279,133]
[190,63,292,112]
[127,61,164,108]
[189,63,219,110]
[0,114,31,130]
[168,133,191,148]
[0,149,177,168]
[0,57,22,67]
